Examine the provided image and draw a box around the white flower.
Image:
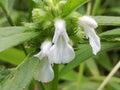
[78,16,101,55]
[34,41,54,83]
[48,19,75,64]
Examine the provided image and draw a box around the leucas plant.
[32,0,101,83]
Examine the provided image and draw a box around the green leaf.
[0,26,31,38]
[109,7,120,14]
[0,69,11,84]
[94,16,120,26]
[80,81,100,90]
[2,0,15,10]
[0,48,26,65]
[96,53,112,71]
[62,0,88,17]
[60,82,77,90]
[108,82,120,90]
[32,0,43,6]
[0,27,39,52]
[59,42,120,77]
[100,28,120,36]
[1,57,39,90]
[60,70,77,81]
[60,81,100,90]
[85,59,100,77]
[100,28,120,41]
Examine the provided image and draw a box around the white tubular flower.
[78,16,101,55]
[48,19,75,64]
[34,41,54,83]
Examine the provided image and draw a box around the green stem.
[86,0,92,15]
[39,82,45,90]
[0,1,14,26]
[53,0,56,6]
[28,0,34,21]
[45,64,59,90]
[51,64,59,90]
[20,44,28,55]
[77,63,85,90]
[92,0,101,15]
[28,79,35,90]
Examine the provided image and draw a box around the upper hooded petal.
[78,15,98,29]
[53,19,69,44]
[34,41,52,59]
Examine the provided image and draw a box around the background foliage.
[0,0,120,90]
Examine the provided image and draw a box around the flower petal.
[40,41,52,52]
[48,35,75,64]
[34,58,54,83]
[34,41,52,59]
[34,51,43,60]
[84,27,101,55]
[53,19,69,44]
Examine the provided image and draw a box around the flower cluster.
[34,16,101,82]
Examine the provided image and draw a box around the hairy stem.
[45,64,59,90]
